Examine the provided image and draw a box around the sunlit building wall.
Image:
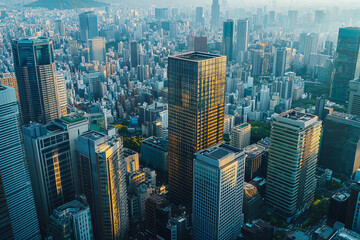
[168,52,226,206]
[266,110,322,222]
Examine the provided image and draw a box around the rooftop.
[81,130,107,141]
[196,144,243,168]
[45,123,64,133]
[60,114,86,124]
[170,52,223,62]
[142,137,168,151]
[13,36,51,45]
[280,110,316,122]
[332,192,350,201]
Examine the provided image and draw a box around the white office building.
[193,144,245,240]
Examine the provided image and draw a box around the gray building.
[79,11,98,42]
[48,195,93,240]
[193,144,245,240]
[141,137,168,174]
[318,112,360,176]
[348,78,360,116]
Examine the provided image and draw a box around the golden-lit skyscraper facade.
[168,52,226,206]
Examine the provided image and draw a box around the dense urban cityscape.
[0,0,360,239]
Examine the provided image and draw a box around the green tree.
[248,120,271,144]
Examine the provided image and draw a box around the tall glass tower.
[79,11,98,42]
[265,110,322,222]
[211,0,220,28]
[0,85,41,239]
[331,27,360,104]
[222,19,234,62]
[77,131,129,239]
[12,37,63,124]
[236,19,248,55]
[168,52,226,206]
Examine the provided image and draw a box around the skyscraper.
[348,78,360,116]
[287,10,298,28]
[331,28,360,104]
[12,37,63,124]
[273,47,287,77]
[195,7,204,26]
[89,36,106,62]
[222,19,234,61]
[230,123,251,149]
[236,19,249,56]
[79,11,98,42]
[266,110,322,222]
[77,131,129,239]
[303,33,318,66]
[193,144,245,240]
[168,52,226,206]
[56,74,67,116]
[211,0,220,28]
[259,84,270,112]
[55,19,65,36]
[0,85,41,239]
[23,121,78,230]
[318,112,360,176]
[130,40,139,68]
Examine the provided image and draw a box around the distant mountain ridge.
[27,0,108,10]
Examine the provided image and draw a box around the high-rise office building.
[315,10,325,25]
[79,11,98,42]
[266,110,322,222]
[168,52,226,206]
[23,120,80,230]
[331,28,360,104]
[130,40,139,68]
[230,123,251,149]
[348,78,360,116]
[56,74,67,116]
[222,19,234,61]
[211,0,220,28]
[287,10,298,28]
[0,85,41,239]
[251,49,264,76]
[193,144,245,240]
[55,19,65,36]
[12,37,63,124]
[77,131,129,239]
[195,7,204,26]
[315,96,326,120]
[303,33,318,66]
[236,19,249,55]
[155,8,169,20]
[318,112,360,176]
[346,182,360,232]
[0,72,19,102]
[48,195,93,240]
[273,47,287,77]
[194,36,208,52]
[89,36,106,62]
[259,85,270,112]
